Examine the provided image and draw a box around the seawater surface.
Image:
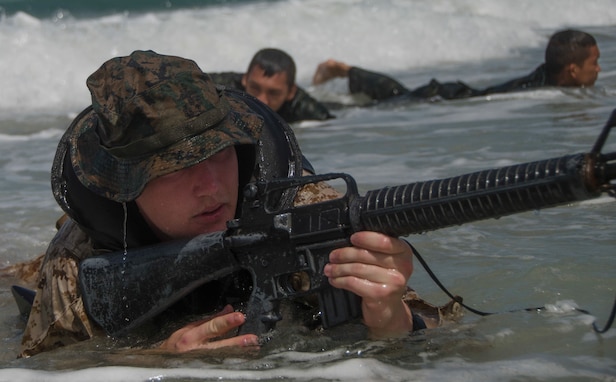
[1,0,615,380]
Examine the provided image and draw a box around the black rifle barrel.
[80,109,616,337]
[356,153,609,237]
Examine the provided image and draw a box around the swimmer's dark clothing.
[346,63,551,102]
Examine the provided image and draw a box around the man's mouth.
[193,204,225,222]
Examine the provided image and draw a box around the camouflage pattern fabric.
[19,219,100,358]
[59,51,264,203]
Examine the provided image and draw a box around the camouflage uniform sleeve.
[19,219,100,358]
[402,288,464,328]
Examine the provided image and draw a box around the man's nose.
[255,94,270,107]
[190,161,218,194]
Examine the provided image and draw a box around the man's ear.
[568,63,579,80]
[555,63,579,86]
[241,73,248,88]
[287,84,298,100]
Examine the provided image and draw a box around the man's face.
[572,45,601,87]
[242,65,297,112]
[136,146,239,240]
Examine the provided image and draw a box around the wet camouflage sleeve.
[19,219,101,358]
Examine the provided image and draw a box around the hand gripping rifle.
[79,110,616,337]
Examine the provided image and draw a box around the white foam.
[0,128,63,142]
[1,0,614,116]
[1,355,614,381]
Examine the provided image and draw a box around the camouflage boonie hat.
[54,50,263,202]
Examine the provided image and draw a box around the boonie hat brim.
[52,50,264,202]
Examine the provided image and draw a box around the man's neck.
[549,69,576,87]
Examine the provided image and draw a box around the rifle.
[79,109,616,337]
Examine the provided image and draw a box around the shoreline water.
[1,0,615,380]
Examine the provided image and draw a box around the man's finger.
[197,311,246,340]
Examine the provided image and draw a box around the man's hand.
[324,231,414,338]
[312,59,352,85]
[160,305,260,353]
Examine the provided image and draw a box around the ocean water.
[1,0,616,380]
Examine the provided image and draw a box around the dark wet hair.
[545,29,597,76]
[246,48,296,88]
